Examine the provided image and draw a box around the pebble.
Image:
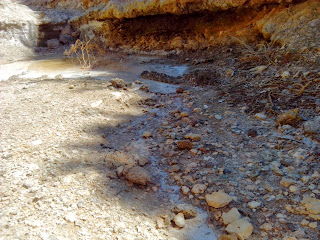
[143,130,153,138]
[176,140,193,150]
[180,112,189,117]
[281,71,290,78]
[205,191,233,208]
[280,178,295,188]
[226,219,253,240]
[214,114,223,120]
[168,165,180,173]
[255,113,267,120]
[173,213,185,228]
[64,212,77,223]
[181,186,190,195]
[184,133,201,141]
[191,184,207,195]
[277,108,301,126]
[222,208,241,225]
[248,201,261,209]
[259,223,272,231]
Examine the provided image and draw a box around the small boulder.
[125,166,151,185]
[205,191,233,208]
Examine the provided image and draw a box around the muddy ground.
[0,44,320,240]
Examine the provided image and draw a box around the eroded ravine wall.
[9,0,320,56]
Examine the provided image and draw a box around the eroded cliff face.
[67,0,319,52]
[14,0,320,54]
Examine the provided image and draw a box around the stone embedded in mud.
[125,166,151,185]
[205,190,233,208]
[176,140,193,150]
[277,108,301,127]
[226,219,254,240]
[173,213,185,228]
[222,208,241,225]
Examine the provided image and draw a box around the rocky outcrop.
[66,0,319,52]
[9,0,320,55]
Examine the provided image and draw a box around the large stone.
[222,208,241,225]
[226,219,253,240]
[205,191,233,208]
[125,166,151,185]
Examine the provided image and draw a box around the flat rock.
[205,190,233,208]
[173,204,198,219]
[226,219,253,240]
[125,166,151,185]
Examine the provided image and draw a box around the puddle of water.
[2,56,188,94]
[147,64,188,77]
[28,58,77,72]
